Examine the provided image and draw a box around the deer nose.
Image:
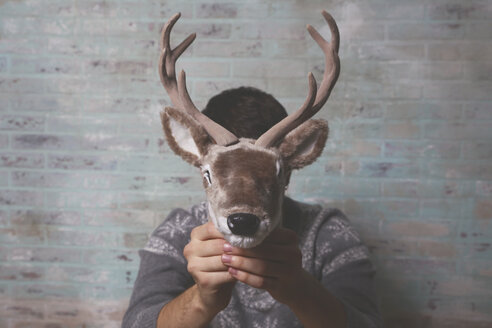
[227,213,260,236]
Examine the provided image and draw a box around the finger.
[196,271,236,286]
[224,243,298,263]
[188,255,228,273]
[186,239,226,258]
[222,255,284,278]
[190,221,224,241]
[228,268,275,290]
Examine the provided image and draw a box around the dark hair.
[202,87,287,139]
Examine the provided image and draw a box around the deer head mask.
[159,11,340,248]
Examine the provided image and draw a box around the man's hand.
[220,227,306,306]
[183,221,236,313]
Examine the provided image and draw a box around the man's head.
[159,11,340,248]
[202,87,288,139]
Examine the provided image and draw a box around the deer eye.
[204,170,212,185]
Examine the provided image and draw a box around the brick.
[383,122,421,139]
[47,154,117,171]
[13,134,81,150]
[0,227,44,245]
[46,228,119,247]
[82,249,139,266]
[463,61,492,81]
[338,23,385,41]
[474,198,492,220]
[476,181,492,196]
[156,22,231,39]
[11,171,83,188]
[465,22,492,40]
[10,57,82,75]
[349,44,425,61]
[420,180,466,198]
[426,0,492,20]
[426,161,492,180]
[10,210,81,226]
[428,42,492,61]
[83,210,154,229]
[464,102,492,120]
[382,180,419,198]
[386,101,463,120]
[85,58,152,76]
[10,94,80,112]
[0,190,43,206]
[0,134,8,148]
[347,1,424,20]
[44,191,117,209]
[1,17,74,36]
[424,122,492,140]
[44,266,116,284]
[344,121,383,139]
[382,258,456,276]
[386,220,454,238]
[0,115,45,131]
[421,199,467,219]
[46,115,117,133]
[0,264,44,281]
[12,283,80,299]
[194,40,264,57]
[9,247,81,264]
[417,240,458,258]
[463,142,492,159]
[197,3,238,18]
[0,77,46,93]
[384,141,460,159]
[0,56,7,72]
[389,22,465,41]
[355,160,420,178]
[233,60,306,78]
[344,139,382,157]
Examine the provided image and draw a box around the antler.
[255,10,340,148]
[159,13,238,146]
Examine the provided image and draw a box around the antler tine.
[159,13,238,146]
[256,10,340,148]
[308,10,340,112]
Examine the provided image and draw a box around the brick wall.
[0,0,491,327]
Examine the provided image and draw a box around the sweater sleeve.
[121,206,204,328]
[314,211,382,328]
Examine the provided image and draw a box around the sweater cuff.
[130,302,167,328]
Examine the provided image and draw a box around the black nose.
[227,213,260,236]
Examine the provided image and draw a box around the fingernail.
[223,243,232,252]
[229,267,238,276]
[221,254,232,264]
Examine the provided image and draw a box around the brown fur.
[161,107,213,167]
[279,119,328,170]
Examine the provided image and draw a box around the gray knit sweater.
[122,198,382,327]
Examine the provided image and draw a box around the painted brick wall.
[0,0,491,327]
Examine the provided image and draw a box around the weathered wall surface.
[0,0,491,327]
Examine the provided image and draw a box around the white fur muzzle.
[207,202,280,248]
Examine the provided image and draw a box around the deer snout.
[227,213,260,236]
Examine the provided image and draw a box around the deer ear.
[161,107,212,167]
[278,119,328,170]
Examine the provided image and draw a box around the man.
[122,87,382,328]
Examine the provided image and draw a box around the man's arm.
[156,222,236,328]
[221,228,347,328]
[222,220,381,327]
